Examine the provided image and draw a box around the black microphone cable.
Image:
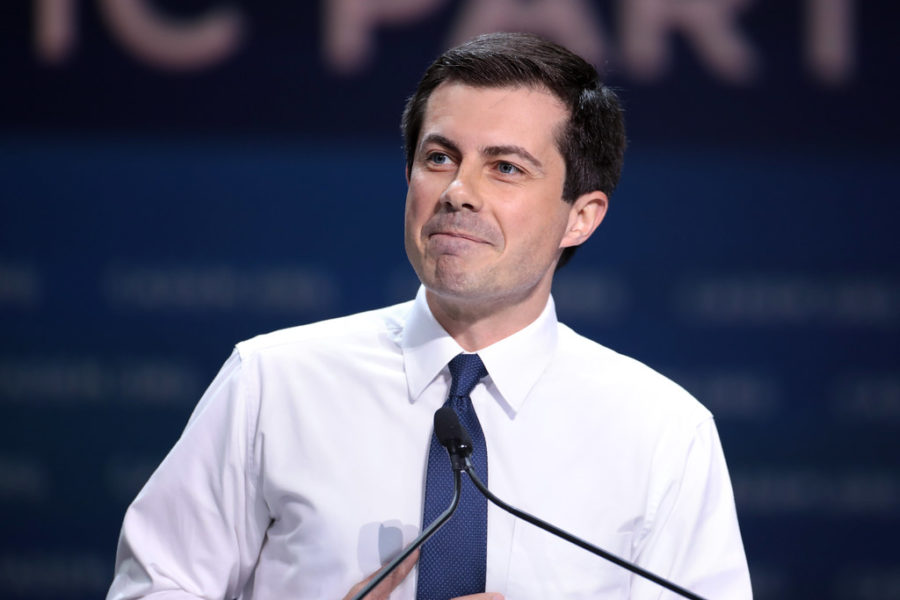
[434,406,709,600]
[350,410,464,600]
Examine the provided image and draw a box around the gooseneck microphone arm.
[434,407,708,600]
[350,411,466,600]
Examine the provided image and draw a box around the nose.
[439,165,482,212]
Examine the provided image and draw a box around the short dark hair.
[401,32,626,269]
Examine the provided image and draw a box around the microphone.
[435,409,708,600]
[434,405,473,470]
[350,409,463,600]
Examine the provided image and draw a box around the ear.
[560,190,608,249]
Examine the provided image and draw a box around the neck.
[425,284,552,352]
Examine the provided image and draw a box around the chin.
[423,276,475,299]
[419,269,482,300]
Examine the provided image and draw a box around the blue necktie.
[416,353,489,599]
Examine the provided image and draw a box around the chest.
[251,380,656,599]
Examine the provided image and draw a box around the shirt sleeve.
[107,349,271,600]
[631,417,753,599]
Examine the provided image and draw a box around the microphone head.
[434,406,473,455]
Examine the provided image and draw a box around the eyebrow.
[420,134,461,157]
[420,133,545,172]
[482,144,544,171]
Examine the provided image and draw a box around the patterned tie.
[416,353,489,599]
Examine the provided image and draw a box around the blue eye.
[427,152,450,165]
[497,162,521,175]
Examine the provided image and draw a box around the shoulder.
[553,322,711,426]
[234,300,413,363]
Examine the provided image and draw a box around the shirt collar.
[400,285,559,416]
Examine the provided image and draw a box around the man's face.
[404,82,579,313]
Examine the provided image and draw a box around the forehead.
[420,82,569,150]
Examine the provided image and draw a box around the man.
[108,33,751,599]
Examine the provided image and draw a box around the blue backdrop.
[1,2,898,598]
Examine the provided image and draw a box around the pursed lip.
[428,230,488,244]
[421,214,500,247]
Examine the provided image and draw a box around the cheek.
[406,176,447,226]
[404,192,425,235]
[405,176,431,215]
[404,189,436,252]
[503,202,568,249]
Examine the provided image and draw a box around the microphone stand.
[350,470,461,600]
[462,460,707,600]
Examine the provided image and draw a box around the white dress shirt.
[108,287,752,599]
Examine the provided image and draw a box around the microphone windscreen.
[434,406,472,449]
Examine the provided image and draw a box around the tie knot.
[448,353,488,398]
